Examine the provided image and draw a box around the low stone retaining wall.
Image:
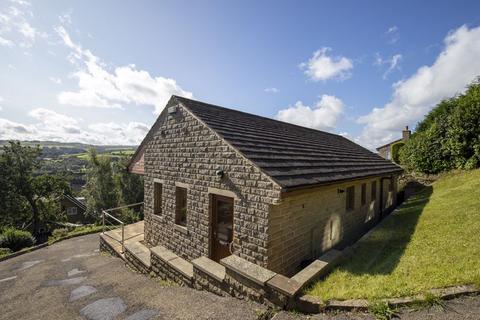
[297,284,480,313]
[192,256,229,297]
[150,245,193,287]
[125,245,150,274]
[99,235,121,258]
[146,245,344,310]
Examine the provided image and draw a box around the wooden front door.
[210,194,234,262]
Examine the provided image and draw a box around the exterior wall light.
[215,170,224,179]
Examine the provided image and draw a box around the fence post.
[121,223,125,253]
[102,210,105,234]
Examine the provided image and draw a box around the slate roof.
[175,96,403,191]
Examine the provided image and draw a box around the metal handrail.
[104,202,144,213]
[101,202,144,254]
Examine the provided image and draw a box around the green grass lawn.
[307,169,480,301]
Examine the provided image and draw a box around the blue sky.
[1,0,480,148]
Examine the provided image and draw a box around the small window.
[66,207,77,216]
[175,187,187,226]
[371,181,377,203]
[346,186,355,211]
[361,183,367,206]
[153,182,162,215]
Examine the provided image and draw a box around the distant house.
[376,126,411,160]
[60,194,88,224]
[129,96,403,276]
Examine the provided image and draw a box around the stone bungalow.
[376,126,411,160]
[129,96,402,276]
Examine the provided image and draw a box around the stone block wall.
[268,175,398,276]
[125,250,150,274]
[193,267,229,297]
[150,252,192,287]
[99,235,120,258]
[224,268,273,305]
[143,103,282,267]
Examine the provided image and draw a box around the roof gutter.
[279,169,403,196]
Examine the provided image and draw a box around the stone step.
[191,256,225,282]
[150,245,194,281]
[124,241,151,268]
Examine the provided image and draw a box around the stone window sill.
[174,224,188,235]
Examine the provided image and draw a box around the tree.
[114,156,144,206]
[0,141,70,235]
[400,78,480,173]
[83,148,118,219]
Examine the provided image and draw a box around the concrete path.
[1,233,478,320]
[0,233,265,320]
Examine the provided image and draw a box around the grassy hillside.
[307,169,480,301]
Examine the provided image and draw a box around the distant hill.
[0,140,138,192]
[0,140,137,152]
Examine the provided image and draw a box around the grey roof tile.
[175,96,403,190]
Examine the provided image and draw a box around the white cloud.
[300,47,353,81]
[264,87,279,93]
[49,77,62,84]
[385,25,399,44]
[0,118,36,140]
[374,53,402,79]
[88,122,150,145]
[59,11,72,25]
[29,108,78,127]
[0,96,4,102]
[275,94,344,131]
[357,25,480,149]
[9,0,31,6]
[387,26,398,34]
[0,4,43,48]
[0,35,13,47]
[0,108,150,145]
[55,26,193,114]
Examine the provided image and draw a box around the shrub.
[117,208,141,224]
[51,228,69,239]
[0,247,13,257]
[400,79,480,174]
[0,228,36,251]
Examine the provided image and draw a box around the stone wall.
[99,235,120,258]
[150,252,192,286]
[193,267,229,297]
[125,249,150,274]
[268,175,398,276]
[143,103,282,267]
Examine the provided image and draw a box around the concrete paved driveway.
[0,233,265,320]
[1,233,479,320]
